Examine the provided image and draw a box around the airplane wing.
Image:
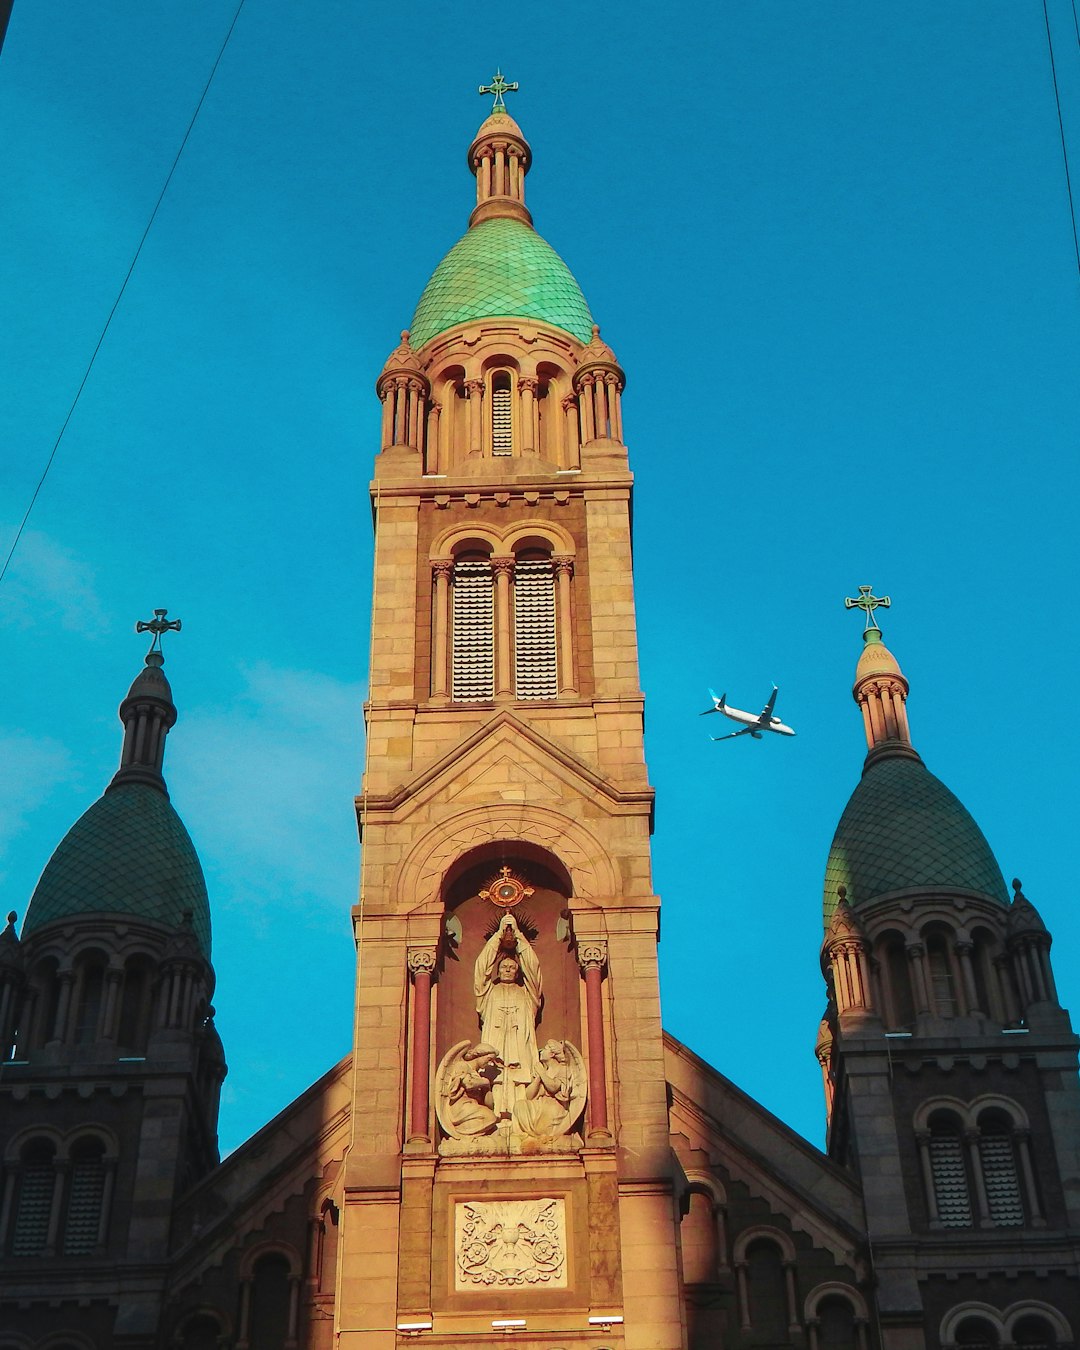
[711,728,753,742]
[758,686,779,723]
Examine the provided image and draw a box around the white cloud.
[0,731,75,878]
[167,663,365,923]
[0,526,106,635]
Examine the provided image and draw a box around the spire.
[468,70,533,229]
[110,609,181,794]
[844,586,914,759]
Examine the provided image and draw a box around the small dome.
[409,217,594,349]
[854,627,904,682]
[472,110,527,144]
[822,755,1008,925]
[23,783,211,956]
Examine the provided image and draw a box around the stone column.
[608,375,624,442]
[407,948,437,1144]
[392,376,407,445]
[52,970,74,1044]
[915,1130,940,1225]
[995,954,1021,1024]
[955,940,980,1014]
[552,555,577,695]
[783,1258,800,1332]
[379,388,392,447]
[906,943,931,1014]
[735,1260,751,1330]
[236,1277,253,1349]
[858,695,874,748]
[965,1128,991,1225]
[97,1162,116,1248]
[101,968,123,1041]
[519,375,537,453]
[44,1160,68,1255]
[465,378,483,455]
[578,943,610,1138]
[1013,1128,1045,1225]
[494,144,505,195]
[426,401,442,473]
[492,556,514,695]
[286,1273,301,1349]
[579,374,596,442]
[562,394,580,468]
[431,561,452,699]
[593,376,609,438]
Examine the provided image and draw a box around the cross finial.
[844,585,891,630]
[478,68,519,113]
[135,607,182,656]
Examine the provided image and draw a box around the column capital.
[552,554,574,577]
[518,375,539,393]
[561,393,577,412]
[578,941,608,973]
[407,948,437,978]
[431,558,453,581]
[464,378,484,397]
[906,942,925,959]
[491,554,515,578]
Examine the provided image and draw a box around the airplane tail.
[700,688,726,715]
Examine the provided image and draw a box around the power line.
[1043,0,1080,285]
[0,0,248,586]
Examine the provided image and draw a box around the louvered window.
[514,558,557,700]
[451,559,494,701]
[11,1144,55,1256]
[491,375,512,455]
[63,1143,106,1254]
[979,1124,1024,1226]
[929,1123,973,1227]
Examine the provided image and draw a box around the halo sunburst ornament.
[480,865,534,910]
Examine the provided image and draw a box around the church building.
[1,84,1078,1350]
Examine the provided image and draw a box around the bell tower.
[336,80,686,1350]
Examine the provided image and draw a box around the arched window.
[249,1252,292,1350]
[451,552,495,701]
[880,933,915,1029]
[63,1137,108,1255]
[928,1113,973,1227]
[925,929,958,1017]
[73,954,106,1044]
[117,956,154,1053]
[955,1317,1000,1350]
[817,1295,858,1350]
[491,372,513,455]
[177,1312,225,1350]
[977,1112,1024,1227]
[29,958,61,1049]
[513,550,557,700]
[10,1138,56,1256]
[1012,1316,1058,1350]
[745,1238,789,1338]
[681,1188,718,1285]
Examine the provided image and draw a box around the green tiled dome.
[23,784,211,955]
[823,754,1008,926]
[410,217,594,348]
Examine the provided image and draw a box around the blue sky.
[2,3,1079,1155]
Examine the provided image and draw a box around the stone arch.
[733,1223,797,1265]
[59,1125,118,1164]
[1004,1303,1072,1344]
[430,517,576,560]
[395,804,618,915]
[941,1303,1007,1346]
[913,1095,970,1133]
[173,1307,232,1350]
[238,1239,303,1280]
[805,1281,869,1322]
[3,1124,64,1164]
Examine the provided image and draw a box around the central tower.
[337,87,685,1349]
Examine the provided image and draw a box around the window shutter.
[451,560,494,701]
[12,1160,54,1256]
[514,559,558,700]
[492,382,512,455]
[929,1127,973,1227]
[979,1127,1024,1226]
[63,1154,106,1254]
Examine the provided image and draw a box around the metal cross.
[478,68,519,113]
[136,608,182,655]
[844,585,891,629]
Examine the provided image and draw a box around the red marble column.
[407,948,437,1143]
[579,943,610,1137]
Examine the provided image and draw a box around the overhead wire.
[0,0,248,586]
[1043,0,1080,285]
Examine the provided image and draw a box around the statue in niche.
[443,1043,500,1136]
[513,1039,587,1149]
[473,914,542,1119]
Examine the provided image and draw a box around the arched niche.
[435,845,581,1088]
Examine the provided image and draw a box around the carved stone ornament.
[577,941,607,972]
[479,865,534,910]
[407,948,437,976]
[455,1198,567,1289]
[435,1038,586,1157]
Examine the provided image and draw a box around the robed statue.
[473,914,542,1118]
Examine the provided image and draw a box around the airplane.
[700,685,797,741]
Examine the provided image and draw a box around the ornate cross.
[478,69,519,113]
[844,585,891,629]
[136,608,182,655]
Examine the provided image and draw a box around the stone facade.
[1,101,1078,1350]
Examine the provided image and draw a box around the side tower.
[0,619,226,1347]
[817,600,1080,1347]
[339,86,685,1349]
